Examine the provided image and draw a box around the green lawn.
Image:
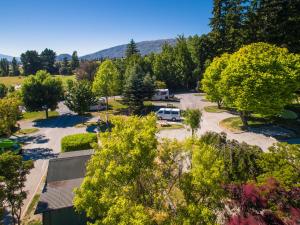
[14,128,39,135]
[157,123,184,131]
[219,117,265,132]
[0,75,75,87]
[21,111,59,121]
[204,105,227,113]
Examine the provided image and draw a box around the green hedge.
[61,133,97,152]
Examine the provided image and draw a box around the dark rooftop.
[35,150,93,214]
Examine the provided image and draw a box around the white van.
[152,89,169,101]
[156,108,181,121]
[90,97,106,111]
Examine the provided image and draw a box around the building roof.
[36,178,83,213]
[35,150,93,214]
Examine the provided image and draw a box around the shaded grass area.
[157,123,184,131]
[194,93,206,96]
[22,194,42,225]
[0,75,75,87]
[204,105,227,113]
[219,117,265,132]
[21,111,59,121]
[14,128,39,135]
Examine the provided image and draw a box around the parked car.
[0,139,22,154]
[156,108,181,121]
[90,97,106,111]
[152,89,169,101]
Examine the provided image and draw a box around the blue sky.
[0,0,213,56]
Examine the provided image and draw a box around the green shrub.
[61,133,97,152]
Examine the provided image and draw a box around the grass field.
[204,105,227,113]
[21,111,59,121]
[0,75,75,87]
[219,117,265,132]
[157,123,184,131]
[15,128,39,135]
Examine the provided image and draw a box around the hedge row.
[61,133,97,152]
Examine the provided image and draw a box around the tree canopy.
[21,70,63,118]
[201,53,230,108]
[219,42,300,125]
[65,80,96,115]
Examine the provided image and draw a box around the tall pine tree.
[11,57,20,76]
[71,51,80,70]
[125,39,140,58]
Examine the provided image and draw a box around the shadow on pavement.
[33,114,90,128]
[16,134,49,145]
[22,147,58,161]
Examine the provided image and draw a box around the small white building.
[152,89,169,101]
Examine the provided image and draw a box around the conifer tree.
[125,39,140,58]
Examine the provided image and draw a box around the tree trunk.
[217,101,221,109]
[105,96,109,128]
[239,111,249,127]
[45,108,49,119]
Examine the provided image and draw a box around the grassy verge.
[157,123,184,131]
[21,111,59,121]
[219,117,265,132]
[194,93,206,96]
[204,105,227,113]
[15,128,39,135]
[22,194,42,225]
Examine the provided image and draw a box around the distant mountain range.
[0,54,18,61]
[56,54,72,61]
[1,38,177,62]
[80,38,176,60]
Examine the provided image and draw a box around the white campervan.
[89,97,106,111]
[156,108,181,121]
[152,89,169,100]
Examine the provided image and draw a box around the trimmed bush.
[61,133,97,152]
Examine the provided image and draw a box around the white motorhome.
[156,108,181,121]
[152,89,169,100]
[89,97,106,111]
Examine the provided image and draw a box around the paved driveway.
[158,93,277,150]
[13,103,97,220]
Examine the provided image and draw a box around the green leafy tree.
[21,70,63,118]
[184,109,202,136]
[174,35,196,89]
[0,83,7,98]
[187,34,216,83]
[258,143,300,188]
[201,53,231,108]
[65,80,96,115]
[40,48,56,74]
[71,51,80,71]
[92,59,120,122]
[74,115,157,225]
[20,50,41,75]
[11,57,20,76]
[125,39,140,58]
[220,42,300,126]
[153,43,177,89]
[0,152,33,225]
[0,97,21,136]
[0,58,10,76]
